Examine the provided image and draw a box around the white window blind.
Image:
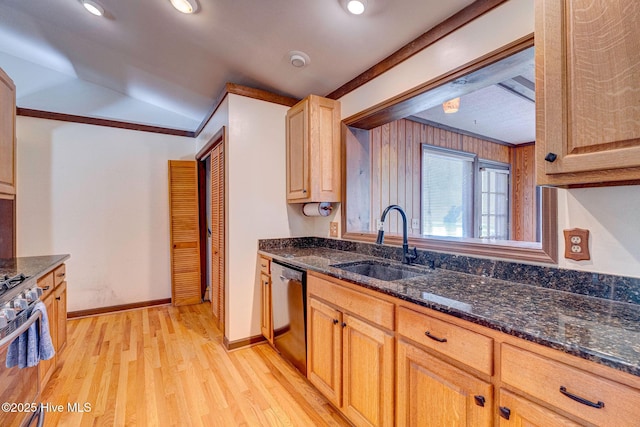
[421,148,474,238]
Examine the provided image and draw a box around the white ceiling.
[0,0,476,131]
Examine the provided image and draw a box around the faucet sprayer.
[376,205,418,264]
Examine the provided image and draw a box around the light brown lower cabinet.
[279,270,640,427]
[39,287,57,389]
[498,390,581,427]
[38,264,68,390]
[396,339,493,426]
[260,272,272,344]
[307,275,394,427]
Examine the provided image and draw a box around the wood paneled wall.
[368,119,511,236]
[511,144,537,241]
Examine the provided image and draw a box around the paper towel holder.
[302,202,333,217]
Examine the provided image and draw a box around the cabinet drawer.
[397,307,493,375]
[37,272,54,300]
[501,344,640,426]
[259,257,270,275]
[54,264,66,286]
[308,275,394,330]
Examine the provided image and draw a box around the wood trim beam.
[194,83,300,137]
[67,298,172,318]
[325,0,509,100]
[17,83,297,139]
[16,108,195,137]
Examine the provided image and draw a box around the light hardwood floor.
[41,303,350,426]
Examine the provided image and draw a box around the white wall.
[197,93,329,341]
[557,187,640,277]
[336,0,640,279]
[16,117,195,311]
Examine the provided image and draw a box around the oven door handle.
[0,310,42,348]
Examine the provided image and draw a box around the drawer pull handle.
[57,273,65,277]
[499,406,511,420]
[559,386,604,409]
[474,395,485,407]
[55,297,61,301]
[42,286,51,291]
[424,331,447,343]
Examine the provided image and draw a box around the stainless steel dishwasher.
[271,260,306,376]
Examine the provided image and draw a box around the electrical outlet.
[563,228,590,261]
[411,218,420,230]
[376,219,384,230]
[329,222,339,237]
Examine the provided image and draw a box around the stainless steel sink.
[332,260,429,281]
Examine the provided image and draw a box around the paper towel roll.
[302,202,333,217]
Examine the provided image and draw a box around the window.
[421,145,510,239]
[479,163,510,239]
[421,147,474,238]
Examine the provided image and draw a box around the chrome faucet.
[376,205,418,264]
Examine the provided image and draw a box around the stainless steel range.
[0,273,46,427]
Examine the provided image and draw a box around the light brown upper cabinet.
[536,0,640,186]
[286,95,341,203]
[0,67,16,196]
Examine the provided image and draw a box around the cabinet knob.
[342,322,347,328]
[302,189,307,193]
[474,395,485,407]
[499,407,511,420]
[544,152,558,162]
[55,297,61,301]
[333,319,339,325]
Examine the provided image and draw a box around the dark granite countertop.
[259,247,640,378]
[0,254,70,283]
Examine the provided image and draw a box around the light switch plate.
[329,222,339,237]
[563,228,590,261]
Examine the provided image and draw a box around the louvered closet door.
[168,160,201,306]
[210,144,225,330]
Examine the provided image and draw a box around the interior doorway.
[196,127,226,332]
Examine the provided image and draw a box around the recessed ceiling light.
[82,0,104,16]
[170,0,198,14]
[347,0,367,15]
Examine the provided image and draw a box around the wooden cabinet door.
[536,0,640,185]
[397,340,493,427]
[286,99,309,201]
[498,390,581,427]
[308,95,341,203]
[54,281,67,352]
[39,292,57,389]
[342,314,394,427]
[307,297,342,407]
[210,144,225,330]
[260,273,272,343]
[168,160,201,306]
[0,68,15,195]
